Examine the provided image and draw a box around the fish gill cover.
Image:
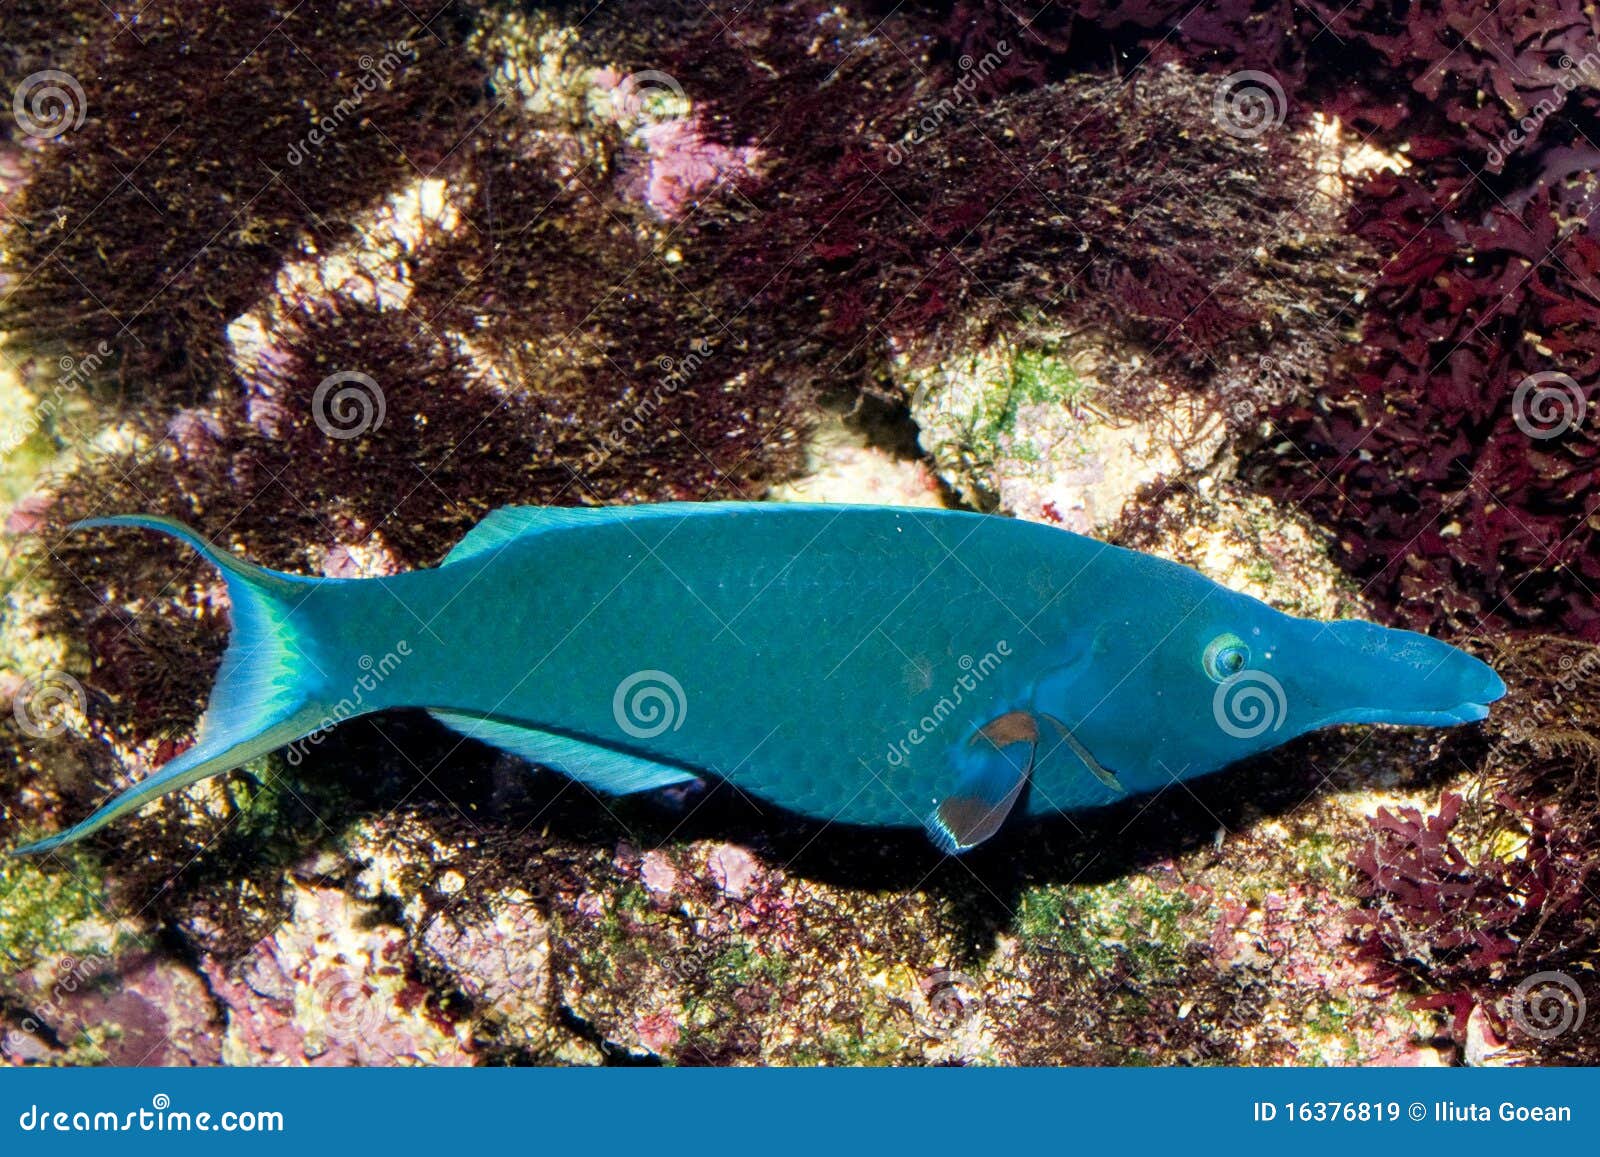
[0,0,1594,1065]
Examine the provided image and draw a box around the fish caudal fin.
[14,516,330,856]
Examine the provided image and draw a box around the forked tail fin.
[14,515,330,855]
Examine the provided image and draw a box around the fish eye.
[1202,632,1250,683]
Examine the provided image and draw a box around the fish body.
[15,503,1506,855]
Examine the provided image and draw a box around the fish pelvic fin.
[14,516,333,856]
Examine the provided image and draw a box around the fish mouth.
[1308,627,1508,731]
[1419,663,1509,726]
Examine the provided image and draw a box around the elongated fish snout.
[1303,619,1506,729]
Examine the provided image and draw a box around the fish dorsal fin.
[428,710,700,794]
[442,507,593,565]
[441,502,759,565]
[440,500,904,565]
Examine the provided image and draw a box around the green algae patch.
[1018,875,1198,978]
[902,336,1097,507]
[0,848,124,969]
[1010,348,1093,409]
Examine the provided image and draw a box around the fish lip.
[1311,699,1496,730]
[1416,700,1492,727]
[1346,661,1507,728]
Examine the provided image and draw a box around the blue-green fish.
[15,503,1505,856]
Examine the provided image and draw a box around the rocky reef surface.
[2,1,1597,1066]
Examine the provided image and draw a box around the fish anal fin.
[428,710,700,795]
[926,711,1036,854]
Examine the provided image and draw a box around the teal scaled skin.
[14,503,1506,856]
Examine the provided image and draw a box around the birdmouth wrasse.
[13,503,1506,856]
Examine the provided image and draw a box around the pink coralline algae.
[5,950,223,1066]
[319,542,402,580]
[635,1011,681,1054]
[619,117,760,221]
[639,849,679,897]
[705,843,760,900]
[4,492,53,536]
[165,409,225,461]
[419,898,551,1044]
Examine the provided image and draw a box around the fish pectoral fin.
[428,710,701,795]
[924,711,1036,854]
[1040,713,1125,794]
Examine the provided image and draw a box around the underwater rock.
[767,408,944,508]
[551,839,979,1065]
[904,334,1227,527]
[1109,482,1366,623]
[418,893,553,1051]
[896,99,1386,526]
[196,879,472,1067]
[5,947,222,1067]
